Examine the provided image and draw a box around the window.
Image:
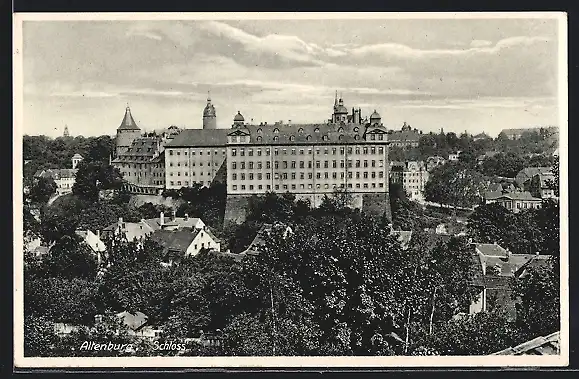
[275,149,279,155]
[364,160,368,168]
[332,160,337,168]
[307,135,312,141]
[249,162,254,169]
[275,162,279,169]
[378,134,383,141]
[241,174,245,180]
[300,173,305,179]
[274,128,280,134]
[299,161,305,168]
[231,149,237,156]
[266,149,271,156]
[371,160,376,167]
[283,149,287,155]
[324,172,329,179]
[248,149,253,156]
[241,185,246,190]
[240,162,245,169]
[316,161,321,169]
[371,147,376,154]
[169,150,173,155]
[340,160,345,168]
[258,162,262,169]
[370,134,376,140]
[353,127,359,133]
[249,173,254,180]
[324,161,329,168]
[298,128,304,134]
[332,172,337,179]
[356,160,361,168]
[267,161,271,169]
[259,185,263,190]
[324,148,329,155]
[356,172,360,179]
[308,161,312,169]
[290,136,295,141]
[323,135,329,141]
[338,127,344,133]
[314,128,320,133]
[299,149,304,155]
[266,173,271,180]
[257,128,263,134]
[258,173,262,180]
[283,161,288,169]
[317,173,321,179]
[257,149,262,156]
[240,149,245,157]
[291,173,296,180]
[291,161,296,169]
[256,136,262,142]
[291,149,296,155]
[232,174,237,180]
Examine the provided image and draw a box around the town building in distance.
[34,154,83,195]
[389,160,429,201]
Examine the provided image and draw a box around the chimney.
[184,213,189,221]
[172,209,176,221]
[535,251,540,256]
[160,212,165,226]
[96,230,100,239]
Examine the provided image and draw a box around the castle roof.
[234,111,245,122]
[117,106,141,131]
[111,137,161,163]
[370,110,381,120]
[203,99,216,117]
[228,122,388,146]
[165,129,229,148]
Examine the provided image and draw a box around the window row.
[231,146,385,156]
[231,160,385,170]
[168,161,220,167]
[168,172,214,177]
[231,182,385,191]
[169,180,213,187]
[168,149,226,156]
[231,171,385,181]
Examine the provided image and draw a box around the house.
[515,167,552,187]
[526,172,557,199]
[388,122,421,149]
[389,161,429,201]
[469,243,549,320]
[491,331,560,355]
[75,230,106,264]
[113,311,161,338]
[473,132,490,141]
[426,156,446,171]
[33,168,77,195]
[150,226,221,258]
[484,191,542,213]
[448,151,462,161]
[240,223,293,257]
[102,211,206,242]
[500,127,537,140]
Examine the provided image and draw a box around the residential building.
[473,132,490,141]
[526,172,557,199]
[33,155,81,195]
[151,226,221,258]
[515,166,552,187]
[75,229,106,263]
[469,243,549,319]
[388,122,421,149]
[389,161,429,201]
[102,212,207,242]
[225,95,390,222]
[425,155,446,171]
[500,127,538,140]
[484,191,542,213]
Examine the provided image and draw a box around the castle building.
[202,93,217,130]
[224,97,390,222]
[388,122,421,149]
[111,106,167,194]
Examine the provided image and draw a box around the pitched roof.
[75,230,106,253]
[390,230,412,249]
[491,332,560,355]
[485,191,541,202]
[165,128,229,147]
[229,122,388,146]
[102,220,155,241]
[112,137,161,162]
[488,183,503,192]
[388,130,420,142]
[150,228,199,253]
[475,243,508,257]
[34,168,77,179]
[117,106,141,131]
[116,311,148,331]
[516,167,552,181]
[72,153,83,159]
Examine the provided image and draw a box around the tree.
[44,235,98,280]
[513,256,560,339]
[73,161,123,202]
[29,177,57,204]
[425,162,487,208]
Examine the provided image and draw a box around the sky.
[20,16,562,138]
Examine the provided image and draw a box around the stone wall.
[224,195,252,224]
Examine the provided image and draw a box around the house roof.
[485,191,541,202]
[72,153,83,159]
[104,216,205,239]
[164,128,229,147]
[34,168,77,179]
[102,220,155,241]
[151,227,215,253]
[116,311,148,331]
[491,332,560,355]
[117,106,141,131]
[75,230,106,253]
[514,255,552,278]
[488,183,503,192]
[388,130,420,142]
[112,137,161,162]
[228,122,388,146]
[475,243,508,257]
[516,167,552,182]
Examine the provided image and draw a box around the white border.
[13,11,569,369]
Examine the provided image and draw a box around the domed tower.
[202,92,217,129]
[71,153,83,169]
[115,105,141,157]
[370,110,382,125]
[331,92,348,123]
[233,111,245,127]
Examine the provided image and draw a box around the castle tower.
[233,111,245,127]
[71,153,83,169]
[63,125,70,137]
[115,105,141,157]
[202,92,217,129]
[331,92,348,123]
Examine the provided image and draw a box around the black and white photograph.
[13,12,568,367]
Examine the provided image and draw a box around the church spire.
[118,104,140,130]
[334,90,338,107]
[63,125,70,137]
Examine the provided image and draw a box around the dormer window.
[314,128,320,133]
[256,136,262,142]
[339,134,344,141]
[298,128,304,134]
[354,135,360,140]
[289,135,295,141]
[273,136,279,142]
[257,128,263,134]
[353,127,359,133]
[273,128,280,134]
[306,135,312,141]
[338,127,344,133]
[323,135,329,141]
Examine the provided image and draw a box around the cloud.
[470,39,492,47]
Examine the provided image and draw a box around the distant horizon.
[19,17,561,139]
